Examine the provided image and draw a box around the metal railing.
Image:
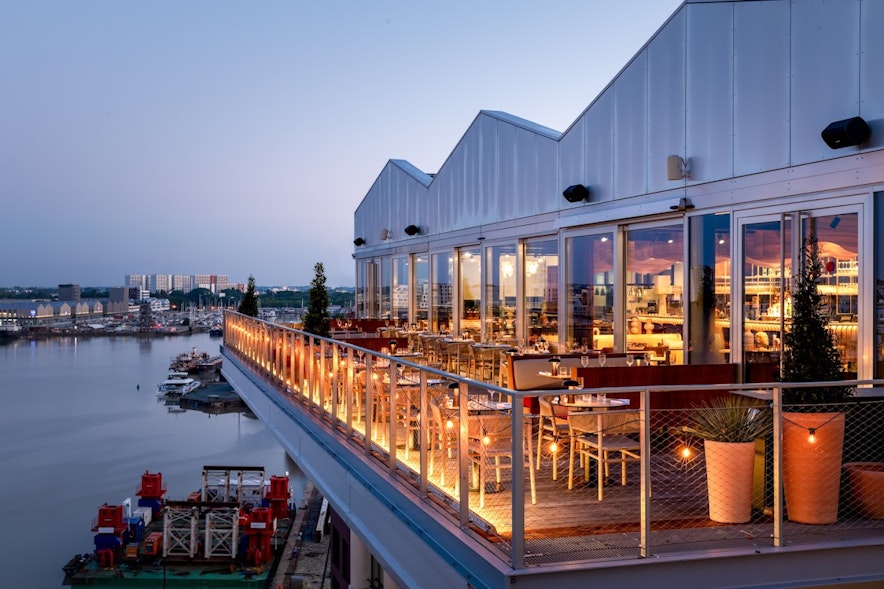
[222,312,884,569]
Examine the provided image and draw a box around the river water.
[0,332,303,588]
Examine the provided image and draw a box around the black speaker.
[821,117,870,149]
[353,237,365,246]
[404,224,420,236]
[562,184,590,203]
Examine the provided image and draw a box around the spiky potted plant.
[779,230,853,524]
[686,396,773,523]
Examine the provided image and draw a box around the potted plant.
[779,230,853,524]
[686,395,773,523]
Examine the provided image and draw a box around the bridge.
[220,311,884,589]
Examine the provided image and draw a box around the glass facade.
[625,224,684,363]
[688,213,730,364]
[431,252,453,332]
[414,254,429,327]
[565,231,614,351]
[355,203,866,377]
[459,246,482,337]
[484,244,518,342]
[524,239,558,349]
[392,256,409,324]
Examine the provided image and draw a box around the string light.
[808,428,817,444]
[549,438,559,454]
[482,435,491,446]
[446,419,454,430]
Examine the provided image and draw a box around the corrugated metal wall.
[355,0,884,250]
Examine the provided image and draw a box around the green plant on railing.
[779,230,852,407]
[685,396,772,443]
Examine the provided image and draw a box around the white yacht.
[157,373,201,397]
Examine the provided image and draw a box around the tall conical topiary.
[303,262,330,338]
[780,230,851,406]
[238,275,259,317]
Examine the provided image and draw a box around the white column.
[349,532,371,589]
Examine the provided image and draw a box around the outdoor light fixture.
[667,155,690,180]
[562,183,590,203]
[821,116,870,149]
[404,224,420,236]
[380,228,390,240]
[353,237,366,246]
[670,196,695,212]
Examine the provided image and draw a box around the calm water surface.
[0,332,303,588]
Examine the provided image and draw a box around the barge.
[62,466,293,587]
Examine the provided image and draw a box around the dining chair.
[467,414,536,508]
[447,341,471,375]
[568,409,641,500]
[469,345,498,382]
[536,396,571,481]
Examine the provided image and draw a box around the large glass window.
[414,254,429,328]
[356,261,367,318]
[804,213,858,375]
[459,247,482,336]
[392,256,409,324]
[380,259,392,321]
[625,224,684,363]
[688,213,730,364]
[484,244,517,342]
[524,239,558,348]
[431,252,453,332]
[565,232,614,350]
[742,217,791,381]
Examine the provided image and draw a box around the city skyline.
[0,1,681,288]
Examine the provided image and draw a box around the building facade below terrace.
[353,0,884,384]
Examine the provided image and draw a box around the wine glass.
[626,354,634,367]
[580,355,590,368]
[598,353,606,367]
[357,348,365,363]
[644,352,651,366]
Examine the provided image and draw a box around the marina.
[0,333,301,588]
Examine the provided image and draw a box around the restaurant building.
[352,0,883,382]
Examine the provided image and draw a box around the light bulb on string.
[808,428,817,444]
[549,438,559,454]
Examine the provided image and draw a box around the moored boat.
[157,374,201,397]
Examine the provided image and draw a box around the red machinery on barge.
[62,466,293,586]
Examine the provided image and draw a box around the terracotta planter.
[843,462,884,519]
[704,440,756,523]
[782,412,845,524]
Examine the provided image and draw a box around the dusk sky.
[1,0,681,289]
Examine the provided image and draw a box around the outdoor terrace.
[221,312,884,584]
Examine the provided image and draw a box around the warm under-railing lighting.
[808,428,817,444]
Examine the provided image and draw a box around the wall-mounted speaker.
[821,117,870,149]
[404,224,420,236]
[667,155,689,180]
[353,237,365,246]
[562,184,590,203]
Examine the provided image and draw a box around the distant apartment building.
[171,274,193,293]
[125,273,229,294]
[125,274,150,291]
[151,274,172,294]
[193,274,228,294]
[58,283,81,301]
